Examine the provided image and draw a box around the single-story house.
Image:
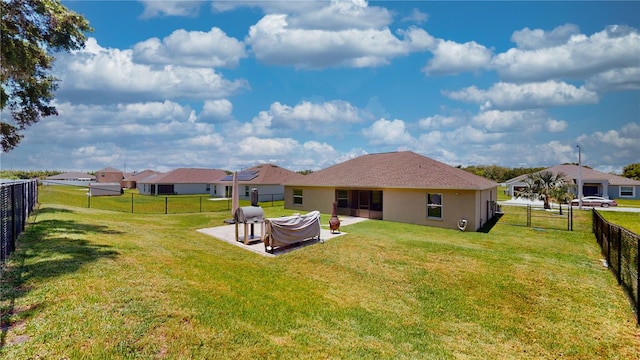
[212,163,305,202]
[89,182,122,196]
[283,151,499,232]
[42,172,95,187]
[505,164,640,200]
[137,168,227,195]
[122,169,160,189]
[95,167,124,184]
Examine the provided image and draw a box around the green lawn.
[596,210,640,235]
[1,186,638,359]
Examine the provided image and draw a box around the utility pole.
[577,145,582,209]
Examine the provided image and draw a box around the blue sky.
[3,0,639,174]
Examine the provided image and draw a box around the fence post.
[526,204,531,227]
[637,239,640,325]
[616,228,622,285]
[131,193,134,213]
[165,197,168,214]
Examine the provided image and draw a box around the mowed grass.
[1,187,639,359]
[43,184,275,214]
[597,210,640,235]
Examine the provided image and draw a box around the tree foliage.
[1,0,92,151]
[461,165,546,183]
[622,163,640,180]
[0,169,61,179]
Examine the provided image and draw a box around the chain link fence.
[1,179,38,267]
[592,209,639,324]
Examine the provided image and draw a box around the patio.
[197,216,368,256]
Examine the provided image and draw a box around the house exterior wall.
[136,183,209,195]
[96,171,123,183]
[608,185,640,200]
[89,183,121,196]
[211,184,285,201]
[137,183,151,195]
[285,185,498,231]
[173,183,210,195]
[284,186,334,214]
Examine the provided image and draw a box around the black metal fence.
[1,179,38,266]
[85,192,284,214]
[592,209,639,324]
[499,204,574,231]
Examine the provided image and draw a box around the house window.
[206,184,211,192]
[293,189,303,205]
[427,193,443,219]
[336,190,348,208]
[213,185,217,195]
[620,186,635,197]
[245,186,250,197]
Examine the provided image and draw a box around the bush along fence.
[592,209,639,324]
[0,179,38,267]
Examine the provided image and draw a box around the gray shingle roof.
[47,172,95,180]
[506,164,640,186]
[285,151,498,190]
[139,168,226,184]
[535,164,640,186]
[218,163,305,185]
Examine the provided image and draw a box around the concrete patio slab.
[197,216,368,257]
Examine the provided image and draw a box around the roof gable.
[96,167,122,173]
[123,169,160,182]
[285,151,498,190]
[506,164,640,186]
[218,164,305,185]
[47,172,95,180]
[139,168,226,184]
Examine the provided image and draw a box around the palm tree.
[550,183,573,214]
[515,171,568,210]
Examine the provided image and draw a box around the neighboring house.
[42,172,95,187]
[89,182,122,196]
[283,151,499,232]
[122,170,160,189]
[95,167,124,184]
[137,168,227,195]
[212,163,305,202]
[505,164,640,200]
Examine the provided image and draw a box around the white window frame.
[427,193,443,220]
[619,186,635,198]
[293,189,303,206]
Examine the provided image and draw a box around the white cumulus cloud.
[56,38,249,105]
[362,118,415,146]
[445,81,599,110]
[493,25,640,82]
[423,39,493,75]
[132,27,247,68]
[245,14,432,69]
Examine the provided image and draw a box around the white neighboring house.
[43,172,95,187]
[89,182,121,196]
[504,164,640,201]
[137,168,227,195]
[211,164,305,202]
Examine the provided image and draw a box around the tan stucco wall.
[383,188,480,230]
[285,186,498,231]
[284,186,334,214]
